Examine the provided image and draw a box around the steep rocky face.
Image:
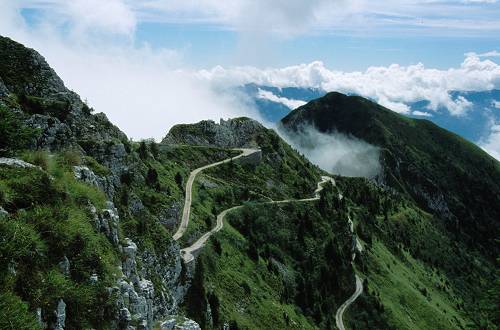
[0,36,191,330]
[163,118,264,148]
[0,36,66,97]
[0,36,127,152]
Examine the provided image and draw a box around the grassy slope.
[353,240,468,330]
[335,176,491,329]
[0,152,119,329]
[203,223,317,329]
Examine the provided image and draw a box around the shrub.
[138,141,148,160]
[0,104,38,156]
[57,149,81,168]
[22,150,50,171]
[83,156,110,177]
[0,292,41,330]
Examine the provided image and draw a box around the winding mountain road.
[335,275,363,330]
[174,149,363,330]
[172,148,260,241]
[180,175,337,263]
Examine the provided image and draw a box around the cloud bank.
[201,55,500,117]
[279,126,381,178]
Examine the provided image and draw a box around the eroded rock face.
[163,118,264,148]
[0,206,8,218]
[73,165,101,188]
[139,242,187,318]
[97,202,121,247]
[58,256,70,276]
[73,162,186,330]
[26,114,76,150]
[0,36,66,97]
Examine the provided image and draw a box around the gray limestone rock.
[163,118,264,148]
[160,317,200,330]
[73,166,101,187]
[54,299,66,330]
[96,202,120,246]
[26,114,76,150]
[58,256,70,276]
[0,157,38,169]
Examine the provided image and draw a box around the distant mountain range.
[242,83,500,145]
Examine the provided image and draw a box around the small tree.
[149,141,160,159]
[175,172,183,188]
[146,167,159,190]
[138,141,148,160]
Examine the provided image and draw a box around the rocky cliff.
[0,36,191,330]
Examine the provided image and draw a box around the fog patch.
[279,125,381,178]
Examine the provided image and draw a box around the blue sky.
[12,0,500,70]
[135,22,500,70]
[0,0,499,157]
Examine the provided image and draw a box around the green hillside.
[282,92,500,258]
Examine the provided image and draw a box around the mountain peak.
[0,36,67,97]
[163,117,266,148]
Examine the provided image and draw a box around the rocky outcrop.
[1,36,128,153]
[53,299,66,330]
[58,256,70,276]
[1,36,192,330]
[0,77,8,96]
[0,36,66,97]
[139,243,187,318]
[27,114,76,150]
[72,162,187,328]
[115,254,155,329]
[0,157,39,169]
[159,317,201,330]
[163,118,264,148]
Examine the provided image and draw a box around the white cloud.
[200,54,500,117]
[278,125,381,178]
[466,50,500,58]
[257,89,306,110]
[462,0,497,3]
[412,111,433,117]
[12,0,500,38]
[480,123,500,160]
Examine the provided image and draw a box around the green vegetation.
[283,92,499,328]
[0,152,119,329]
[282,92,500,259]
[335,176,493,329]
[0,103,38,156]
[17,94,70,120]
